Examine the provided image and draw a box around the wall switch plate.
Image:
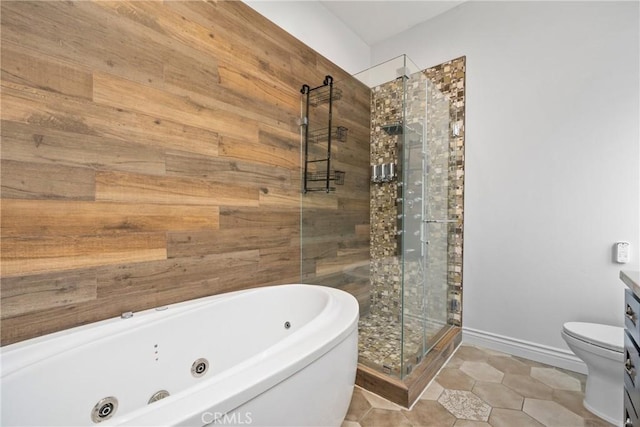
[615,241,630,263]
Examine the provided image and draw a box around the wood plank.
[1,45,93,100]
[1,269,97,318]
[356,364,409,408]
[356,224,370,237]
[315,251,370,277]
[1,233,167,277]
[163,62,220,98]
[217,63,299,111]
[1,200,219,237]
[165,151,291,189]
[259,186,305,209]
[219,207,299,229]
[80,0,296,125]
[259,246,300,270]
[339,235,371,255]
[0,159,95,200]
[95,171,259,207]
[167,227,298,259]
[1,295,127,345]
[159,1,296,88]
[91,0,301,115]
[302,210,368,238]
[300,191,340,210]
[163,60,298,134]
[218,129,298,170]
[1,120,166,175]
[254,267,301,287]
[1,81,220,157]
[0,1,165,85]
[339,197,371,213]
[93,71,260,142]
[97,250,260,299]
[302,242,339,263]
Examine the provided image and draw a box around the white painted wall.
[243,0,371,75]
[373,1,640,366]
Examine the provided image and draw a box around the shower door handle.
[423,219,457,223]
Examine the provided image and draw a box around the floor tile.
[551,389,592,418]
[445,355,465,369]
[419,380,444,400]
[512,355,552,368]
[502,373,554,399]
[487,355,531,374]
[437,389,491,421]
[454,346,490,362]
[403,400,456,427]
[359,408,412,427]
[360,387,402,411]
[489,408,545,427]
[472,381,524,410]
[460,361,505,383]
[347,344,600,427]
[585,417,616,427]
[557,366,588,390]
[436,368,476,391]
[478,347,510,357]
[531,367,582,391]
[453,421,491,427]
[345,388,372,421]
[551,390,614,426]
[523,398,585,427]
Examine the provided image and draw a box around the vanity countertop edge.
[621,270,640,296]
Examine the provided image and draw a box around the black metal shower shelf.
[308,126,348,144]
[301,75,346,194]
[306,170,345,185]
[309,86,343,107]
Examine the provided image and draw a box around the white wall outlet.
[615,241,630,264]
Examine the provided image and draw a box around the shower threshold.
[355,326,461,408]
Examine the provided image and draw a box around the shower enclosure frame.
[350,55,463,407]
[299,55,466,408]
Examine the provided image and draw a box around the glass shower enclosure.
[354,54,456,378]
[300,54,462,404]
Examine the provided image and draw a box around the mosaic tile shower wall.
[359,57,465,377]
[370,78,403,320]
[426,57,466,327]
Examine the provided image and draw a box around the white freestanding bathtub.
[0,284,359,427]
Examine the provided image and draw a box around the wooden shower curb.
[355,326,462,408]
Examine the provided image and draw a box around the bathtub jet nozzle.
[91,396,118,423]
[148,390,170,404]
[191,358,209,377]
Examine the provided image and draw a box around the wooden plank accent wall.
[0,0,370,345]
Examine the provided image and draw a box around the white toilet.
[561,322,624,425]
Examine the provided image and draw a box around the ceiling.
[319,1,464,46]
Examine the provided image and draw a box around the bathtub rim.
[1,284,344,376]
[104,284,359,426]
[1,284,359,427]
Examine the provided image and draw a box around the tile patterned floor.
[343,344,615,427]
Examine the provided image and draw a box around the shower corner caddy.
[300,75,348,193]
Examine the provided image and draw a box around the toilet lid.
[563,322,624,352]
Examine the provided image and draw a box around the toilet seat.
[562,322,623,353]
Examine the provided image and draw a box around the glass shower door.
[401,73,453,375]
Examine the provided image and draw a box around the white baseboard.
[462,327,588,375]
